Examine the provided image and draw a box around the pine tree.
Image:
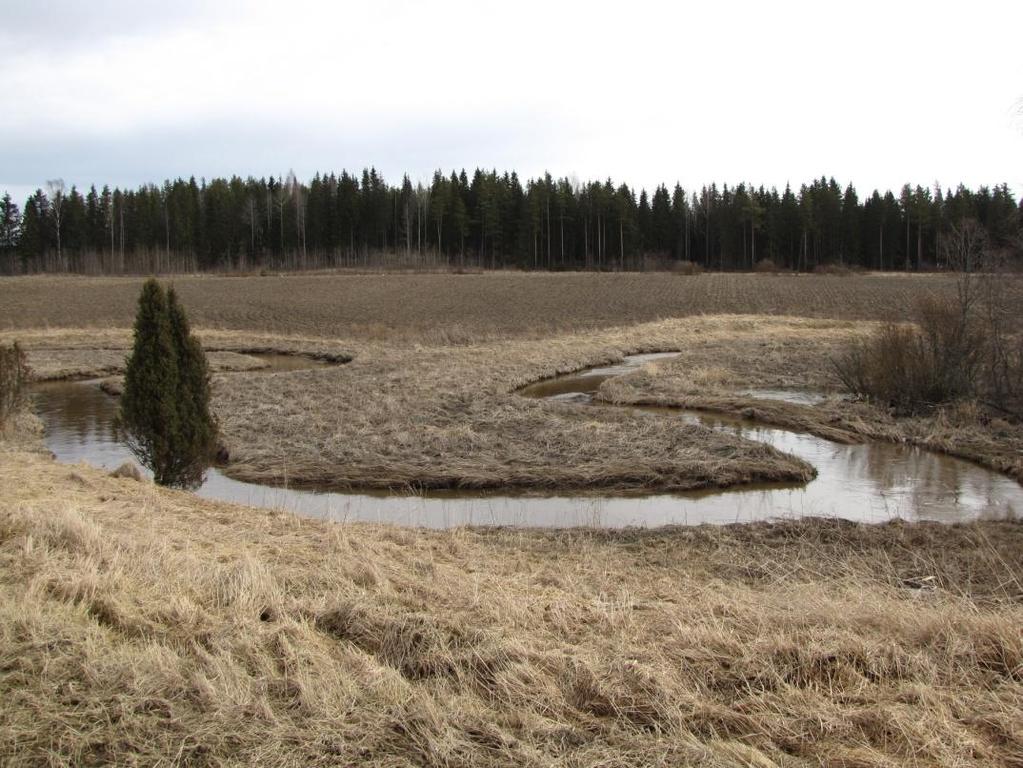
[120,279,218,488]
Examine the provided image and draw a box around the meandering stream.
[31,352,1022,527]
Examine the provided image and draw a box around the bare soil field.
[0,271,985,341]
[2,453,1022,767]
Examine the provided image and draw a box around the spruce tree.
[167,287,218,486]
[120,279,217,488]
[0,193,20,271]
[120,280,180,484]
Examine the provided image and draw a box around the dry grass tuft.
[0,342,29,425]
[754,257,782,273]
[109,461,144,481]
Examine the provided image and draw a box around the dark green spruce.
[119,280,218,488]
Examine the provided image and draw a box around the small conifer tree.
[120,280,218,487]
[167,287,218,484]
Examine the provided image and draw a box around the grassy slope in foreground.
[2,450,1022,767]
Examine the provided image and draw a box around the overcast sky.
[2,0,1021,203]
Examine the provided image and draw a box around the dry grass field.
[2,272,1023,766]
[2,453,1022,767]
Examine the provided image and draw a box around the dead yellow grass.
[1,451,1021,766]
[4,329,353,381]
[204,316,850,492]
[0,411,44,455]
[27,349,273,382]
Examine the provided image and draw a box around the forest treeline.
[0,170,1020,274]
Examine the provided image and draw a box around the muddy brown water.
[31,352,1023,527]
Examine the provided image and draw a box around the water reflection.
[672,410,1021,522]
[735,388,827,405]
[517,352,679,400]
[33,380,130,469]
[29,352,1023,528]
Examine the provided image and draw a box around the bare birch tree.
[46,179,65,267]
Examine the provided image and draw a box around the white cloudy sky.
[2,0,1021,203]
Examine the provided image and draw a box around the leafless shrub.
[814,262,855,276]
[976,253,1023,418]
[640,252,673,271]
[941,218,988,275]
[0,342,30,426]
[940,222,1022,416]
[834,301,993,415]
[754,258,780,273]
[832,310,982,415]
[835,221,1023,417]
[835,325,916,412]
[669,260,703,275]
